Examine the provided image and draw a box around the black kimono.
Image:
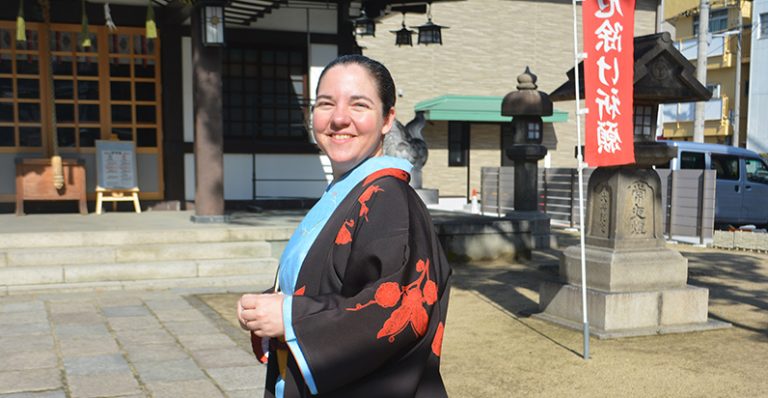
[258,157,451,398]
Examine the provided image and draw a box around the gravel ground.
[199,230,768,398]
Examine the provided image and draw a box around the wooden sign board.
[95,140,138,190]
[95,140,141,214]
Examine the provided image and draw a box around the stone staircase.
[0,226,293,295]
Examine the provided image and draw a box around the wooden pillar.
[160,19,186,209]
[337,0,356,55]
[191,8,226,222]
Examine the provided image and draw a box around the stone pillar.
[507,145,547,211]
[191,8,226,223]
[536,144,729,337]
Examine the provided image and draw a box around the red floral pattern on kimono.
[266,169,451,398]
[347,259,437,343]
[334,168,410,246]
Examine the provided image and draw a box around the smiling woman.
[237,55,452,398]
[312,58,396,179]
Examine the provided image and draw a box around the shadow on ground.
[452,228,768,341]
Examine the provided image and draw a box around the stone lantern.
[501,67,553,212]
[538,33,729,337]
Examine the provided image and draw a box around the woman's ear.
[381,107,396,135]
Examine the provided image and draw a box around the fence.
[480,167,716,244]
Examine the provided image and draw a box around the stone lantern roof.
[501,67,554,117]
[549,32,712,104]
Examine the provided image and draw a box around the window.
[711,154,739,180]
[680,151,705,169]
[222,47,308,141]
[0,27,43,148]
[633,105,655,138]
[761,13,768,39]
[706,84,721,98]
[448,122,469,167]
[526,122,541,141]
[0,22,161,151]
[106,30,161,148]
[693,9,729,35]
[745,158,768,184]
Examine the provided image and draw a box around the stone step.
[0,226,295,250]
[0,257,278,287]
[3,274,276,296]
[2,241,272,267]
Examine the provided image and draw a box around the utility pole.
[732,1,743,147]
[693,0,710,143]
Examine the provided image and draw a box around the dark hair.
[316,54,396,117]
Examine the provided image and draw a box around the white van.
[657,141,768,226]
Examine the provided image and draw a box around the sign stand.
[95,140,141,215]
[95,187,141,214]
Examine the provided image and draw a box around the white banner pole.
[571,0,590,360]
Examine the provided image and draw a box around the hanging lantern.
[414,3,448,45]
[80,0,91,48]
[353,9,376,37]
[16,0,26,42]
[146,0,157,39]
[391,13,414,47]
[200,0,226,46]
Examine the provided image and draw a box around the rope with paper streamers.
[16,0,26,42]
[80,0,91,48]
[146,0,157,39]
[105,2,117,32]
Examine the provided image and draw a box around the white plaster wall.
[309,44,338,143]
[249,5,337,34]
[224,155,254,200]
[185,153,332,201]
[310,44,338,101]
[747,0,768,154]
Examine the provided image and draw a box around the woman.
[237,55,451,398]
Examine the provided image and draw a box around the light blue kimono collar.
[277,156,413,294]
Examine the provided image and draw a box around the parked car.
[657,141,768,226]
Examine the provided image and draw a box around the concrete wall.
[360,0,659,176]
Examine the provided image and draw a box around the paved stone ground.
[2,229,767,397]
[0,288,267,398]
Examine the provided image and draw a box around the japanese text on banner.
[583,0,635,166]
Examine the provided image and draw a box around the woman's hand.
[237,293,285,338]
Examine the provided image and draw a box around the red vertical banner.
[583,0,635,167]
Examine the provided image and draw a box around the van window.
[745,158,768,184]
[711,154,739,180]
[680,151,705,169]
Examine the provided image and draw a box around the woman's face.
[313,63,395,179]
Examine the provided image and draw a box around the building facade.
[1,0,361,211]
[747,0,768,155]
[358,0,660,198]
[661,0,754,146]
[1,0,662,211]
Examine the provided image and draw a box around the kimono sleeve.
[286,177,446,394]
